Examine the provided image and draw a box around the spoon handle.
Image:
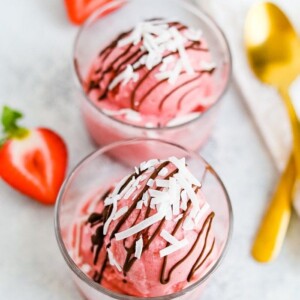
[252,155,296,262]
[278,86,300,177]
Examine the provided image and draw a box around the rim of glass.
[54,138,233,300]
[73,0,232,131]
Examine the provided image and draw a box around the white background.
[0,0,299,299]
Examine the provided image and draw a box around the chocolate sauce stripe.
[188,238,215,281]
[160,212,215,284]
[177,85,200,110]
[158,72,204,110]
[187,215,215,281]
[95,29,132,74]
[159,193,194,284]
[93,255,109,283]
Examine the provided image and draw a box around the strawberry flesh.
[0,128,68,205]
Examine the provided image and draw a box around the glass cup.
[73,0,231,152]
[55,139,233,300]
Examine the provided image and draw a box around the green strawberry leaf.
[0,106,29,147]
[2,106,23,132]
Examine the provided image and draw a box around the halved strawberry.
[0,106,68,205]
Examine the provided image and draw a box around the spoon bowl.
[245,2,300,86]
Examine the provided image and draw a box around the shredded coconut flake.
[111,175,130,197]
[158,167,168,177]
[142,192,150,205]
[170,27,194,75]
[169,177,180,216]
[115,211,164,241]
[181,190,188,211]
[160,229,181,246]
[134,237,143,259]
[183,216,195,231]
[113,206,129,220]
[184,28,203,41]
[156,179,170,188]
[160,238,189,257]
[168,60,183,85]
[139,175,148,182]
[147,178,154,187]
[169,156,201,186]
[140,159,159,171]
[124,186,136,200]
[155,70,172,81]
[108,65,138,90]
[104,194,121,207]
[103,199,118,235]
[107,248,122,272]
[135,167,140,174]
[123,109,142,122]
[136,200,143,210]
[119,177,135,198]
[195,202,210,225]
[149,189,167,198]
[174,173,200,216]
[174,214,183,222]
[200,61,216,72]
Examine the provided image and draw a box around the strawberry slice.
[0,106,68,205]
[64,0,122,25]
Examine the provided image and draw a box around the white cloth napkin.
[195,0,300,213]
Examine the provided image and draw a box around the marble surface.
[0,0,299,299]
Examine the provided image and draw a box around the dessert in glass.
[74,0,231,151]
[55,139,233,299]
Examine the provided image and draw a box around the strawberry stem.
[0,106,29,147]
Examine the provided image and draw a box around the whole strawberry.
[0,106,68,205]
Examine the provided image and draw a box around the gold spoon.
[245,2,300,262]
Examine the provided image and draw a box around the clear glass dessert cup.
[73,0,231,152]
[55,138,233,300]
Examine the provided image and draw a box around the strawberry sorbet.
[86,19,217,128]
[69,157,217,297]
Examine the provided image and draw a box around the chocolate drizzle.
[160,211,215,284]
[85,161,216,287]
[86,20,213,114]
